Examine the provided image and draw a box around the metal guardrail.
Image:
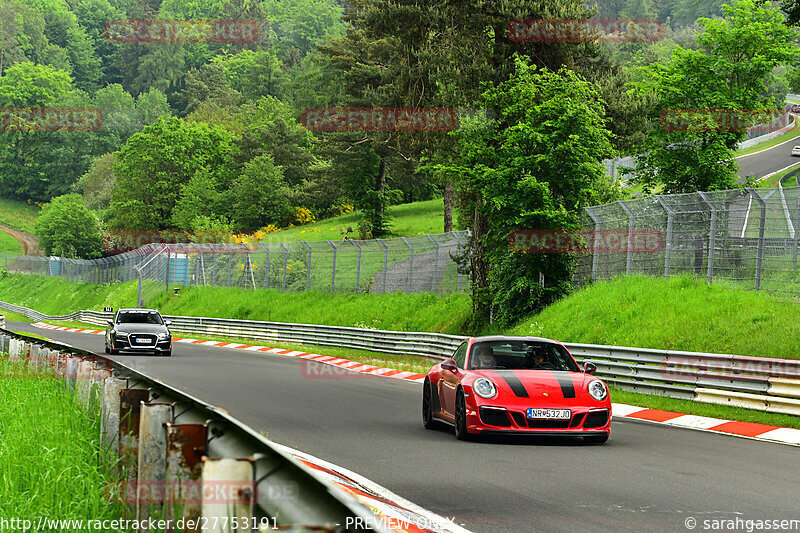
[2,300,800,415]
[0,328,389,532]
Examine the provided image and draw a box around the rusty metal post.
[137,402,174,529]
[75,359,94,409]
[65,356,81,394]
[200,457,254,532]
[117,388,150,518]
[101,376,127,461]
[164,423,207,531]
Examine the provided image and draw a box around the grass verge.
[758,161,800,188]
[735,120,800,157]
[0,197,40,233]
[0,357,124,526]
[0,228,22,255]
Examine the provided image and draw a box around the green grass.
[0,228,22,255]
[735,120,800,157]
[261,198,445,243]
[0,357,125,527]
[610,387,800,430]
[0,197,40,233]
[758,162,800,188]
[0,309,33,323]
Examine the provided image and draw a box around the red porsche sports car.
[422,336,611,443]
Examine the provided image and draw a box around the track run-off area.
[7,321,798,533]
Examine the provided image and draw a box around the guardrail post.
[279,242,288,293]
[118,387,151,516]
[617,201,635,275]
[101,376,127,462]
[137,402,174,529]
[402,237,414,293]
[353,240,362,291]
[583,207,601,281]
[426,234,440,292]
[697,192,717,284]
[747,188,767,290]
[655,195,674,278]
[164,423,207,525]
[201,457,254,531]
[301,241,312,292]
[377,239,388,294]
[327,240,337,294]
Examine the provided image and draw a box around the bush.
[34,194,103,259]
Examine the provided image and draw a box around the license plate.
[135,338,150,344]
[527,408,571,420]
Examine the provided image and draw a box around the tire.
[584,433,609,444]
[163,350,172,357]
[454,390,471,441]
[422,380,436,430]
[104,342,110,354]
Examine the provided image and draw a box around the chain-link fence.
[1,231,471,307]
[576,185,800,293]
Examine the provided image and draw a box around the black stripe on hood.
[552,371,576,399]
[492,370,529,398]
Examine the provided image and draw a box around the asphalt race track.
[736,133,800,180]
[10,321,797,533]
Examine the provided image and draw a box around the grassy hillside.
[0,198,40,233]
[261,198,446,243]
[3,272,800,359]
[0,230,22,255]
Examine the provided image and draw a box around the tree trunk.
[377,157,386,217]
[471,206,490,322]
[443,179,454,232]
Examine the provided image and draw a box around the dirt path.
[0,224,42,256]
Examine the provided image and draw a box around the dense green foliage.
[34,193,103,258]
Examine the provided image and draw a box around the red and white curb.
[31,322,427,383]
[31,322,800,447]
[272,442,469,533]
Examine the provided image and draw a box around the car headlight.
[157,333,170,340]
[588,379,608,401]
[473,378,497,399]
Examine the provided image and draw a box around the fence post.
[617,201,635,275]
[584,207,601,281]
[655,195,674,278]
[136,267,144,307]
[212,246,218,286]
[260,243,270,289]
[697,192,717,284]
[426,234,440,292]
[747,188,766,290]
[402,237,414,293]
[279,242,288,293]
[794,196,800,267]
[301,241,312,292]
[327,240,337,294]
[165,248,171,296]
[352,240,362,291]
[224,244,233,289]
[377,239,388,294]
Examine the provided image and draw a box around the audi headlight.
[588,379,608,401]
[473,378,497,399]
[157,333,170,340]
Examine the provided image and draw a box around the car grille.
[479,407,511,427]
[569,413,586,428]
[128,334,156,347]
[526,418,571,429]
[584,410,609,428]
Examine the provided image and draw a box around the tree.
[74,153,117,211]
[226,154,292,230]
[426,57,619,326]
[108,117,237,230]
[628,0,798,194]
[35,193,104,258]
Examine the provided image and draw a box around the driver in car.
[473,344,496,369]
[527,346,551,369]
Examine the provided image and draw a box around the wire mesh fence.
[0,231,471,307]
[576,186,800,294]
[5,186,800,306]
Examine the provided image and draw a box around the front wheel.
[584,433,609,444]
[422,381,436,429]
[454,391,471,440]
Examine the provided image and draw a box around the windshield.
[469,341,579,372]
[116,312,163,325]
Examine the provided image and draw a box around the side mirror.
[441,359,458,373]
[107,320,114,328]
[165,320,172,326]
[584,362,597,374]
